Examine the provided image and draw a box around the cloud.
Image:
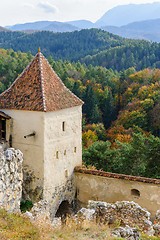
[37,1,58,14]
[23,3,35,9]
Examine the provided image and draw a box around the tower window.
[64,150,66,155]
[65,170,68,177]
[56,151,59,159]
[74,147,77,153]
[0,117,6,140]
[62,121,65,131]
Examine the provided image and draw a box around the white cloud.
[37,1,59,14]
[1,0,160,26]
[23,3,35,9]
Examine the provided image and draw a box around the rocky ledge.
[23,200,160,239]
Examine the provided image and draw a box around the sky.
[1,0,160,27]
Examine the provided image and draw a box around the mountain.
[6,21,79,32]
[101,26,146,40]
[66,20,94,29]
[0,29,128,62]
[1,28,160,72]
[0,26,10,32]
[101,18,160,42]
[42,22,78,32]
[6,21,52,31]
[96,2,160,27]
[122,18,160,32]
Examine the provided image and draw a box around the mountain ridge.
[4,3,160,42]
[96,2,160,27]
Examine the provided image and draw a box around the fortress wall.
[1,109,45,202]
[74,168,160,216]
[43,106,82,217]
[43,106,82,203]
[0,148,23,212]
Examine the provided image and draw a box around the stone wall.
[77,200,160,238]
[49,174,76,218]
[74,167,160,217]
[22,165,43,203]
[0,148,23,212]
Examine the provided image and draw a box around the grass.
[0,208,159,239]
[0,208,40,240]
[52,218,111,239]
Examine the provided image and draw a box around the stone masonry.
[0,148,23,212]
[78,200,155,236]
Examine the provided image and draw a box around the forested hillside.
[0,49,32,92]
[83,40,160,71]
[1,29,160,71]
[0,29,125,62]
[0,48,159,179]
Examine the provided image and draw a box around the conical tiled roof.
[0,51,83,112]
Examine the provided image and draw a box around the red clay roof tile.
[0,52,83,112]
[74,167,160,184]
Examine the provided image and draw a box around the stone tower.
[0,51,83,216]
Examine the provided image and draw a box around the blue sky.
[1,0,160,26]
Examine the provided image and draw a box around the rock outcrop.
[77,200,160,239]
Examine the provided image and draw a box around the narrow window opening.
[0,117,6,140]
[131,189,140,198]
[62,121,65,131]
[65,169,68,178]
[56,151,59,159]
[74,147,77,153]
[9,135,12,147]
[64,150,66,155]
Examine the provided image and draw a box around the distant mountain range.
[102,19,160,42]
[6,21,79,32]
[2,3,160,42]
[95,2,160,27]
[0,26,10,32]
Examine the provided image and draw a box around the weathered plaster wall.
[43,106,82,200]
[0,148,23,212]
[1,107,83,213]
[43,106,82,216]
[0,109,45,202]
[74,171,160,216]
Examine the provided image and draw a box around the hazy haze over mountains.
[95,2,160,27]
[4,2,160,42]
[6,21,79,32]
[0,26,10,32]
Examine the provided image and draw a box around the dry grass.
[0,208,40,239]
[0,208,159,240]
[51,217,111,239]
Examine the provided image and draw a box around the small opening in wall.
[9,135,12,147]
[0,117,6,140]
[56,151,59,159]
[55,200,71,224]
[62,121,65,131]
[64,150,66,155]
[65,169,68,177]
[74,147,76,153]
[131,189,140,198]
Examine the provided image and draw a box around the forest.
[0,48,159,179]
[1,29,160,71]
